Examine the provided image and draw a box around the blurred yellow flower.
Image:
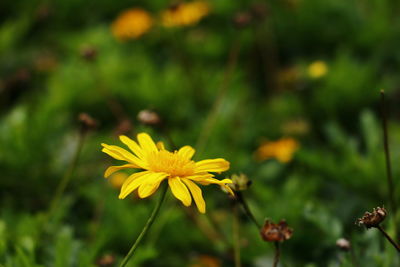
[109,172,128,189]
[255,138,299,163]
[307,60,328,79]
[101,133,232,213]
[111,8,153,41]
[162,1,210,27]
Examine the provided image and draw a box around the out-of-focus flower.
[101,132,232,213]
[162,1,210,27]
[137,109,161,126]
[111,8,153,41]
[260,219,293,242]
[356,207,387,229]
[307,60,328,79]
[255,137,299,163]
[336,238,351,251]
[108,172,129,189]
[189,254,221,267]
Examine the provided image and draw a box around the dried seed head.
[250,2,269,20]
[336,238,351,251]
[96,254,115,267]
[137,109,161,126]
[233,12,252,28]
[78,113,97,133]
[228,173,251,191]
[260,219,293,242]
[80,46,98,62]
[356,206,387,229]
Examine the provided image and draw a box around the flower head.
[111,8,153,41]
[101,133,232,213]
[255,137,299,163]
[161,1,210,27]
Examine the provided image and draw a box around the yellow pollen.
[147,150,195,177]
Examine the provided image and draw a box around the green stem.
[195,40,241,156]
[119,183,168,267]
[377,225,400,253]
[235,191,261,230]
[380,90,398,239]
[273,242,280,267]
[48,132,85,219]
[233,203,241,267]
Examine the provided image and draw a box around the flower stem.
[377,225,400,253]
[380,90,398,239]
[233,203,241,267]
[119,183,168,267]
[273,242,280,267]
[195,40,240,156]
[48,131,86,219]
[235,191,261,230]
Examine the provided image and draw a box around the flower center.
[147,150,195,177]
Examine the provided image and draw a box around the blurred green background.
[1,0,400,266]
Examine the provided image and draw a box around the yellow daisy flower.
[111,8,153,41]
[161,1,210,27]
[255,138,299,163]
[101,133,232,213]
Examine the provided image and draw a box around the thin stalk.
[380,90,398,238]
[48,132,86,218]
[350,247,359,267]
[233,203,241,267]
[377,225,400,253]
[273,242,280,267]
[119,183,168,267]
[235,191,261,230]
[195,40,241,156]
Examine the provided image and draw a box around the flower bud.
[336,238,351,251]
[137,109,161,126]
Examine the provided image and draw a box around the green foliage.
[1,0,400,266]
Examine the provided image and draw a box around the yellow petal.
[182,179,206,213]
[101,143,144,167]
[137,175,167,198]
[195,158,230,173]
[168,177,192,206]
[156,141,165,150]
[104,164,137,178]
[137,132,158,152]
[222,184,235,196]
[119,135,145,159]
[119,171,153,199]
[177,145,195,160]
[194,177,232,186]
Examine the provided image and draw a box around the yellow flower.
[111,8,153,41]
[307,60,328,79]
[255,138,299,163]
[101,133,232,213]
[161,1,210,27]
